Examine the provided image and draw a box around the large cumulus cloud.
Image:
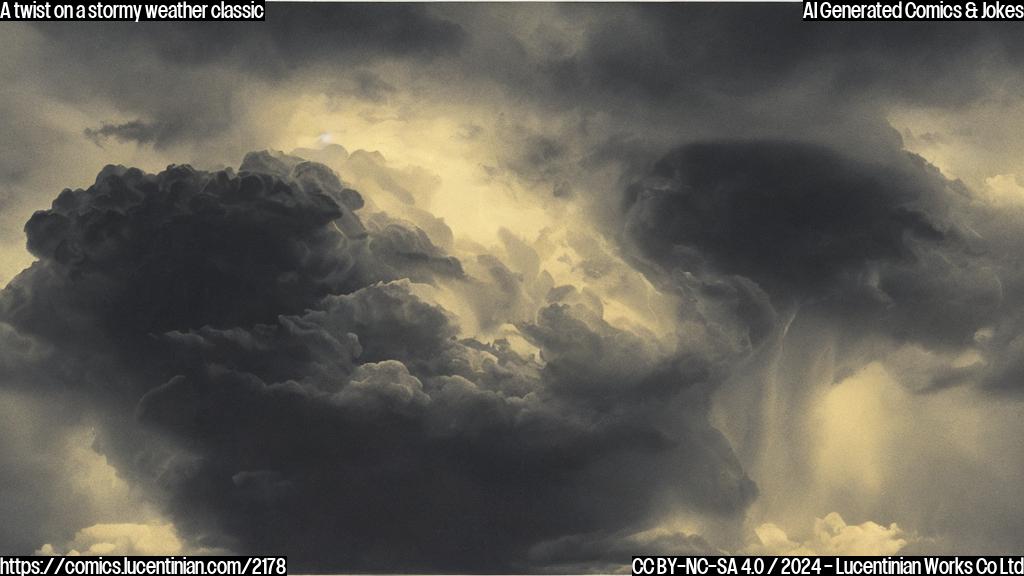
[0,153,754,572]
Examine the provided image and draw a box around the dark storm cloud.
[470,4,1024,112]
[578,5,1004,106]
[623,140,1002,352]
[0,153,755,570]
[84,120,170,147]
[7,157,352,343]
[360,212,464,282]
[0,149,455,383]
[33,4,464,76]
[47,3,1024,122]
[437,4,1024,199]
[174,3,465,72]
[136,290,753,571]
[624,141,945,294]
[19,3,1024,188]
[609,135,1024,555]
[12,5,464,151]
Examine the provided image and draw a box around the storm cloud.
[0,153,755,571]
[623,140,1002,350]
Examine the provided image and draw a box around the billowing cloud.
[749,513,908,556]
[0,153,755,572]
[38,523,193,557]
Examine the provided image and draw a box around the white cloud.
[749,512,908,556]
[36,522,228,556]
[36,523,182,556]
